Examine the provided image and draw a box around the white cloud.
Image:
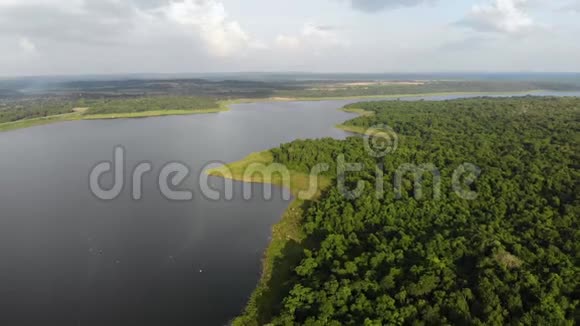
[460,0,536,34]
[0,0,579,74]
[275,23,348,52]
[161,0,252,57]
[18,37,37,54]
[0,0,255,57]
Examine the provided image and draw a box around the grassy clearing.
[335,124,372,135]
[206,151,331,325]
[335,106,377,135]
[341,107,376,117]
[206,150,330,199]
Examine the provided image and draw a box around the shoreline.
[81,106,229,120]
[205,102,378,324]
[214,92,504,323]
[0,102,231,133]
[256,89,546,102]
[335,107,379,135]
[219,92,580,325]
[221,89,548,106]
[205,151,331,325]
[210,100,383,324]
[0,89,553,133]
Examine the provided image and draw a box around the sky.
[1,0,579,76]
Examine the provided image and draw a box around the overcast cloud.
[0,0,578,75]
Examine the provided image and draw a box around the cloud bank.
[0,0,577,75]
[459,0,536,34]
[0,0,255,57]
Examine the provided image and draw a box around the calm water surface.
[0,92,578,325]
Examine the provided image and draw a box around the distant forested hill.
[275,80,580,98]
[0,96,222,124]
[0,98,75,123]
[82,96,220,115]
[236,97,579,325]
[2,75,580,127]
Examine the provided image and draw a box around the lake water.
[0,91,578,325]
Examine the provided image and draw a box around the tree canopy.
[83,96,220,115]
[238,97,579,325]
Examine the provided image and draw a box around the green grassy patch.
[0,112,82,132]
[335,124,372,135]
[206,151,331,199]
[335,106,377,135]
[82,107,228,120]
[341,107,376,117]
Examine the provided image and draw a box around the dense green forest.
[236,97,579,325]
[82,96,220,115]
[0,96,221,124]
[0,98,75,123]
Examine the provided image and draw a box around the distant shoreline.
[0,89,572,133]
[0,103,230,133]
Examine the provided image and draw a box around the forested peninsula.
[224,97,579,325]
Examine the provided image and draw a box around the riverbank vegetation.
[206,152,332,325]
[2,75,580,132]
[0,98,76,124]
[0,96,228,132]
[81,96,222,116]
[232,97,579,325]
